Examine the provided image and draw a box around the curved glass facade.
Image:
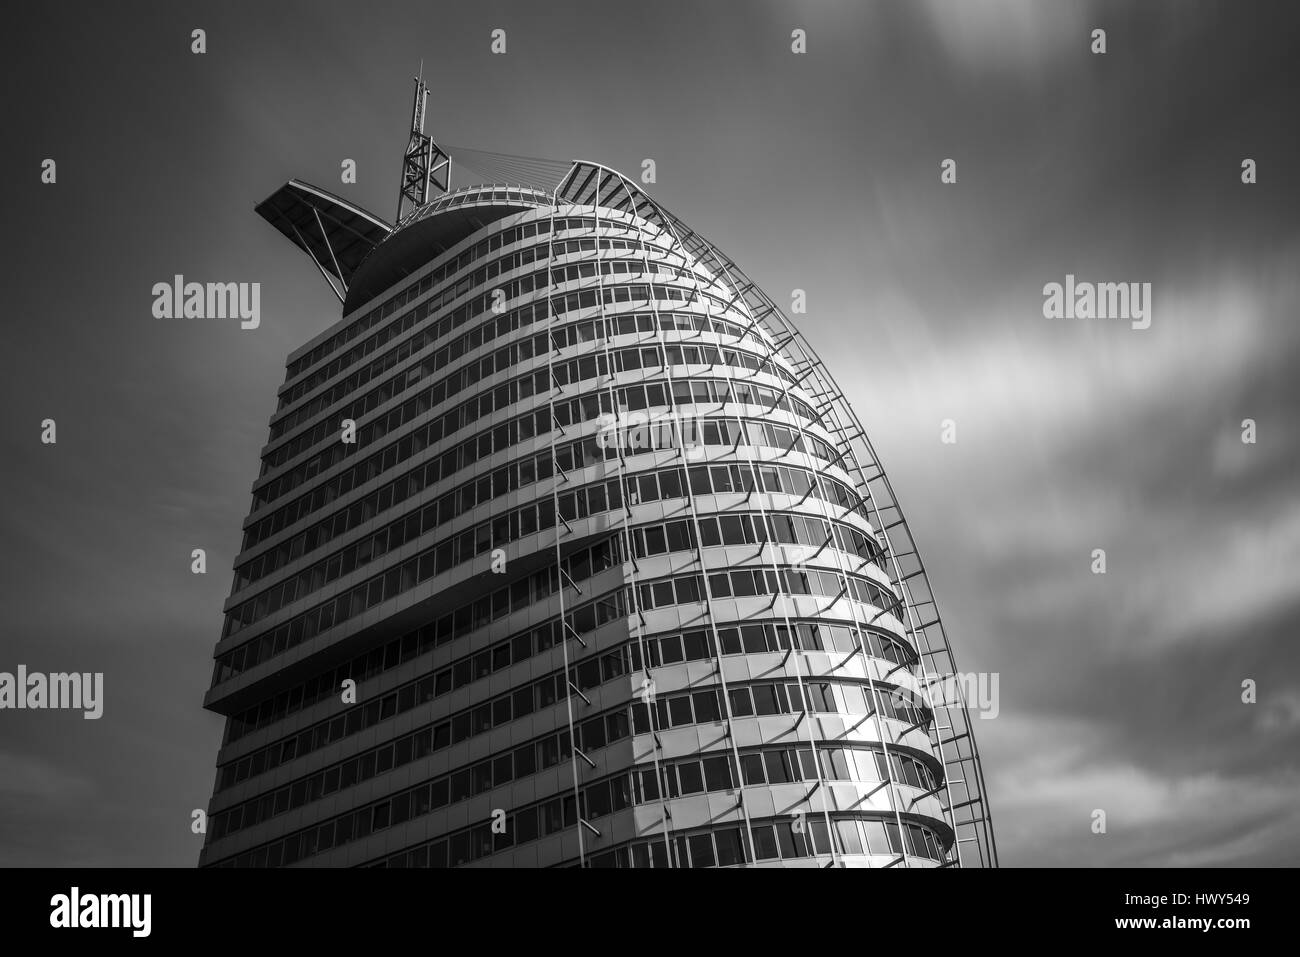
[200,166,996,868]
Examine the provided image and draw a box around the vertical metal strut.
[544,200,588,867]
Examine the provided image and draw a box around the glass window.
[715,827,746,867]
[719,515,746,545]
[741,626,768,654]
[764,751,792,784]
[688,834,716,868]
[665,521,692,553]
[836,819,864,855]
[751,685,781,716]
[840,684,868,714]
[643,525,667,556]
[752,825,779,860]
[658,469,683,500]
[514,744,536,778]
[660,636,683,664]
[798,748,819,780]
[586,782,612,819]
[702,755,733,791]
[692,690,720,723]
[683,631,710,661]
[775,821,804,859]
[825,747,850,781]
[515,808,538,845]
[728,688,754,717]
[677,762,705,795]
[718,627,742,654]
[450,770,470,802]
[865,820,893,854]
[809,819,832,856]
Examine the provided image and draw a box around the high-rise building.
[198,78,996,868]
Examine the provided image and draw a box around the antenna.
[396,63,451,222]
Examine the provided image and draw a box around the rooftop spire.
[396,66,450,222]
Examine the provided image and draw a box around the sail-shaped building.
[198,76,996,868]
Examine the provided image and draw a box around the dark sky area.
[1,0,1298,866]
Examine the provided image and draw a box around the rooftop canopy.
[254,180,393,303]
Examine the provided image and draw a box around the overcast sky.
[2,0,1297,867]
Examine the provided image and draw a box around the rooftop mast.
[396,62,451,223]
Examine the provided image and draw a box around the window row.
[234,483,879,652]
[630,679,929,733]
[212,522,620,684]
[628,619,916,672]
[217,729,941,859]
[628,509,882,567]
[217,587,926,813]
[245,428,862,582]
[209,672,936,870]
[222,609,576,774]
[223,599,911,758]
[582,815,949,870]
[634,565,901,618]
[230,449,876,742]
[371,814,950,870]
[273,302,759,442]
[221,610,918,787]
[286,215,621,382]
[240,367,813,591]
[215,610,927,830]
[254,278,739,510]
[273,236,654,435]
[250,384,607,536]
[616,460,867,524]
[609,744,937,812]
[278,254,693,441]
[691,510,881,563]
[222,410,846,656]
[240,444,560,588]
[266,294,780,474]
[212,780,581,869]
[285,238,748,418]
[222,472,875,690]
[224,608,571,747]
[210,661,637,840]
[232,463,590,629]
[594,416,841,469]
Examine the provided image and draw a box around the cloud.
[1255,689,1300,734]
[988,715,1300,865]
[914,0,1091,75]
[837,255,1300,655]
[0,752,95,804]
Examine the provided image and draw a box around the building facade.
[198,156,997,868]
